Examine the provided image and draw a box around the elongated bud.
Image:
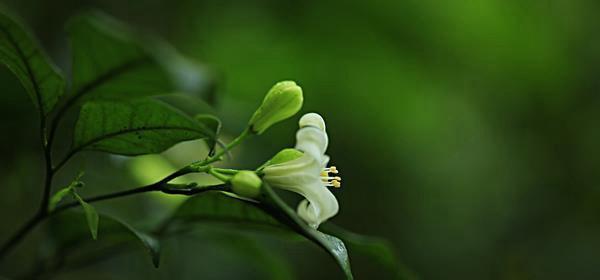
[248,81,303,134]
[231,171,263,198]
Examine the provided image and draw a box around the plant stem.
[211,168,239,175]
[52,149,76,174]
[52,184,159,213]
[200,128,250,166]
[40,135,54,215]
[0,97,56,261]
[0,166,209,261]
[35,92,54,215]
[207,167,231,182]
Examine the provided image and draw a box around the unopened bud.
[248,81,303,134]
[231,171,263,198]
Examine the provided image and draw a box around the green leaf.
[72,98,217,155]
[164,188,353,279]
[48,187,72,211]
[210,233,294,280]
[321,224,418,280]
[155,94,217,117]
[66,11,206,105]
[48,211,161,268]
[0,10,65,115]
[261,184,354,280]
[165,192,283,232]
[153,94,222,151]
[80,201,99,240]
[72,192,99,240]
[48,172,85,211]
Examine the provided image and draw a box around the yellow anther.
[331,180,341,188]
[322,166,342,188]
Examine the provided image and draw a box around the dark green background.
[1,0,600,279]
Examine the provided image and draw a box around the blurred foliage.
[1,0,600,279]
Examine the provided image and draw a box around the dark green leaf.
[164,187,353,279]
[155,94,217,117]
[209,233,294,280]
[321,224,418,280]
[261,184,354,280]
[66,11,206,104]
[165,192,283,232]
[48,211,161,267]
[72,98,217,155]
[0,10,64,115]
[153,94,221,151]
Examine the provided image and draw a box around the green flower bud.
[248,81,303,134]
[231,171,263,198]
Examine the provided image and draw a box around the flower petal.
[299,112,326,131]
[297,185,339,228]
[295,126,328,161]
[321,155,330,167]
[263,153,318,178]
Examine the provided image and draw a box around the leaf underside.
[67,12,173,104]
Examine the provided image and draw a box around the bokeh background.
[1,0,600,279]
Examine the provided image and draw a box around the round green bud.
[248,81,303,134]
[231,171,263,198]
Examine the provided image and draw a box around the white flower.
[262,113,341,228]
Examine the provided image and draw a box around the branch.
[53,183,229,214]
[0,166,205,261]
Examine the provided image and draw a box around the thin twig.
[0,166,201,261]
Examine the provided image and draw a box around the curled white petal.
[295,126,328,160]
[297,187,339,228]
[299,112,326,131]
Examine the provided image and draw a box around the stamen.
[322,166,342,188]
[322,176,341,181]
[324,166,338,174]
[331,180,341,188]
